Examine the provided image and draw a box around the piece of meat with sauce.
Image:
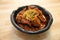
[21,18,31,27]
[31,16,41,27]
[33,7,47,22]
[18,8,26,15]
[16,13,31,27]
[15,6,47,31]
[16,14,22,23]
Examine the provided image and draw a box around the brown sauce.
[15,6,47,32]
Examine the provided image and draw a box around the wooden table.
[0,0,60,40]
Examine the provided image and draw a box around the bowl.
[10,5,53,34]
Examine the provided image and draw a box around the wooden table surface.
[0,0,60,40]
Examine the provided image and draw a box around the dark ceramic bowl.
[10,5,53,34]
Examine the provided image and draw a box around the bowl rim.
[10,5,53,34]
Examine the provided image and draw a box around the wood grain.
[0,0,60,40]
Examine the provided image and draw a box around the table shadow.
[12,27,50,40]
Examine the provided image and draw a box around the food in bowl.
[15,6,48,32]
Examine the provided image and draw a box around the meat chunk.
[16,14,31,27]
[18,8,26,15]
[21,18,31,27]
[16,14,22,23]
[31,16,42,28]
[15,6,47,32]
[33,7,47,22]
[19,24,32,31]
